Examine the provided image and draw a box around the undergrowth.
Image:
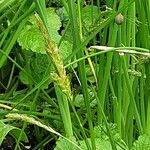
[0,0,150,149]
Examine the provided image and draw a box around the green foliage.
[19,53,52,88]
[74,88,96,108]
[80,124,125,150]
[17,8,61,54]
[131,135,150,150]
[0,120,28,145]
[54,137,78,150]
[0,0,150,149]
[0,0,17,13]
[17,7,72,88]
[81,5,100,33]
[17,8,72,59]
[18,25,46,54]
[80,139,113,150]
[60,5,102,43]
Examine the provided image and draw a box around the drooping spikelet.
[35,14,72,99]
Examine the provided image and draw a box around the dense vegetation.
[0,0,150,149]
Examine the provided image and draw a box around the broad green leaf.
[80,138,123,150]
[17,7,72,59]
[93,125,128,150]
[73,94,85,108]
[30,53,52,87]
[82,5,100,33]
[131,134,150,150]
[59,40,72,60]
[79,125,127,150]
[19,69,32,85]
[19,60,33,85]
[17,8,61,54]
[80,139,112,150]
[18,25,46,54]
[19,53,52,89]
[60,5,101,43]
[54,137,78,150]
[74,89,96,108]
[0,121,28,145]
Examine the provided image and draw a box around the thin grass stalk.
[136,0,149,48]
[2,80,18,101]
[121,55,143,134]
[58,20,70,47]
[68,98,92,150]
[121,72,131,145]
[30,89,40,112]
[0,0,19,13]
[0,0,25,47]
[14,123,27,150]
[97,23,118,124]
[126,4,133,46]
[60,0,69,13]
[0,19,27,68]
[42,90,58,108]
[34,0,73,137]
[136,0,150,135]
[67,0,95,149]
[0,2,19,22]
[121,0,127,45]
[97,18,108,123]
[15,88,41,149]
[97,23,107,121]
[6,58,16,89]
[55,86,73,137]
[145,63,150,134]
[115,25,122,136]
[0,2,35,42]
[64,0,136,64]
[32,135,52,150]
[121,67,130,142]
[127,3,136,146]
[139,66,146,130]
[128,79,138,147]
[77,0,97,84]
[108,76,119,126]
[147,0,150,29]
[125,100,134,147]
[92,86,117,150]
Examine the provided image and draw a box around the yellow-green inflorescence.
[35,14,72,99]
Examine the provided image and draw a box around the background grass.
[0,0,150,149]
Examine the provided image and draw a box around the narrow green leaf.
[0,120,28,145]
